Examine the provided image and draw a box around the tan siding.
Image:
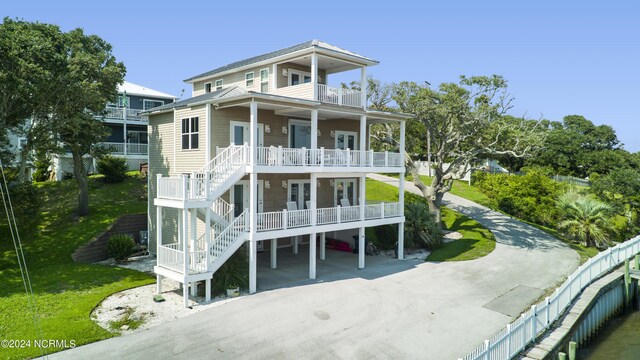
[148,112,177,253]
[276,62,326,88]
[174,105,207,174]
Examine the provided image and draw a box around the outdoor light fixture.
[265,181,270,189]
[282,69,288,76]
[281,180,287,188]
[317,130,321,137]
[317,180,321,188]
[265,125,271,134]
[281,126,287,134]
[329,179,334,186]
[330,130,335,138]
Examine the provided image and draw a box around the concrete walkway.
[48,175,579,360]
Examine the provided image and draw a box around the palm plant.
[556,192,613,248]
[404,202,444,250]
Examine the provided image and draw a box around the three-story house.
[145,40,410,307]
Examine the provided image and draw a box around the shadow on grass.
[428,239,481,262]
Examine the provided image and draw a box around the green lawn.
[0,173,154,359]
[366,178,496,261]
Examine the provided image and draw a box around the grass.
[107,307,146,332]
[390,173,602,263]
[0,173,154,359]
[366,178,496,261]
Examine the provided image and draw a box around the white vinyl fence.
[460,235,640,360]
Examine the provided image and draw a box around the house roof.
[184,40,379,83]
[118,81,177,99]
[141,86,246,113]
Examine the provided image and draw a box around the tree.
[0,18,66,180]
[42,28,125,216]
[556,192,613,248]
[384,75,545,226]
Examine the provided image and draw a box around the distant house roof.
[118,81,177,99]
[141,86,245,113]
[184,40,379,83]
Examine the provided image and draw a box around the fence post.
[380,202,385,219]
[531,305,537,339]
[483,339,490,360]
[506,323,512,357]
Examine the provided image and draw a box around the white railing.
[99,142,148,155]
[255,202,402,232]
[104,106,147,121]
[156,144,248,201]
[460,235,640,360]
[209,210,248,264]
[255,146,403,168]
[316,84,363,108]
[157,243,183,272]
[189,250,207,273]
[157,176,187,200]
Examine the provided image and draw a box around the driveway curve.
[48,175,579,360]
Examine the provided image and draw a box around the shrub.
[107,234,136,263]
[369,224,398,250]
[96,156,128,183]
[404,202,443,250]
[6,182,41,222]
[32,149,51,182]
[211,247,249,296]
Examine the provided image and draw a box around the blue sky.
[4,1,639,151]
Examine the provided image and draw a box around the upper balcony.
[103,106,148,122]
[272,83,363,108]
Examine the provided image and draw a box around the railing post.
[156,173,162,197]
[506,323,512,357]
[368,150,373,167]
[301,147,307,166]
[381,202,385,219]
[346,149,351,167]
[182,174,188,200]
[320,147,325,167]
[483,339,490,360]
[568,275,572,299]
[385,151,389,167]
[531,304,537,338]
[338,87,343,105]
[283,209,288,230]
[337,205,341,223]
[545,297,550,327]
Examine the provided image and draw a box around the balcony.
[104,106,147,122]
[270,83,363,108]
[99,142,148,155]
[256,147,402,168]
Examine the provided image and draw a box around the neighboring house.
[6,120,33,179]
[145,40,410,307]
[52,81,177,179]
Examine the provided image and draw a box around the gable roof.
[141,86,245,113]
[118,81,177,99]
[184,40,378,83]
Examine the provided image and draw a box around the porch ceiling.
[285,53,363,74]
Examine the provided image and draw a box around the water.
[578,311,640,359]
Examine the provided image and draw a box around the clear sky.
[4,1,639,151]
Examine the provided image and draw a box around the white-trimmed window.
[143,99,164,110]
[215,79,223,90]
[117,95,131,108]
[181,117,199,150]
[288,70,311,86]
[245,72,254,88]
[260,69,269,92]
[17,137,27,150]
[204,82,212,93]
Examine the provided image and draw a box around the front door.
[334,179,356,206]
[288,180,311,210]
[230,180,264,217]
[335,131,357,150]
[230,121,264,146]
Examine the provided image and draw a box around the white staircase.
[191,144,248,201]
[208,210,248,273]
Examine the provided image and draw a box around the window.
[117,95,131,108]
[289,120,311,148]
[181,117,199,150]
[17,138,27,150]
[288,70,311,86]
[245,72,254,88]
[204,82,212,93]
[215,79,223,90]
[260,69,269,92]
[143,99,165,110]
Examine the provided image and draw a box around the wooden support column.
[320,232,326,260]
[156,275,163,294]
[249,100,258,294]
[311,109,318,151]
[293,237,299,254]
[182,207,189,308]
[360,66,367,109]
[310,232,317,279]
[360,115,367,166]
[398,120,406,260]
[205,278,211,302]
[358,227,365,269]
[271,238,278,269]
[311,53,318,101]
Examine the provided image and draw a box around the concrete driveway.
[47,175,579,360]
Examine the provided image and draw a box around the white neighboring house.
[51,81,177,180]
[144,40,411,307]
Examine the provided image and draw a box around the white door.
[230,121,264,146]
[288,180,311,210]
[335,131,357,150]
[334,179,356,206]
[230,180,264,217]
